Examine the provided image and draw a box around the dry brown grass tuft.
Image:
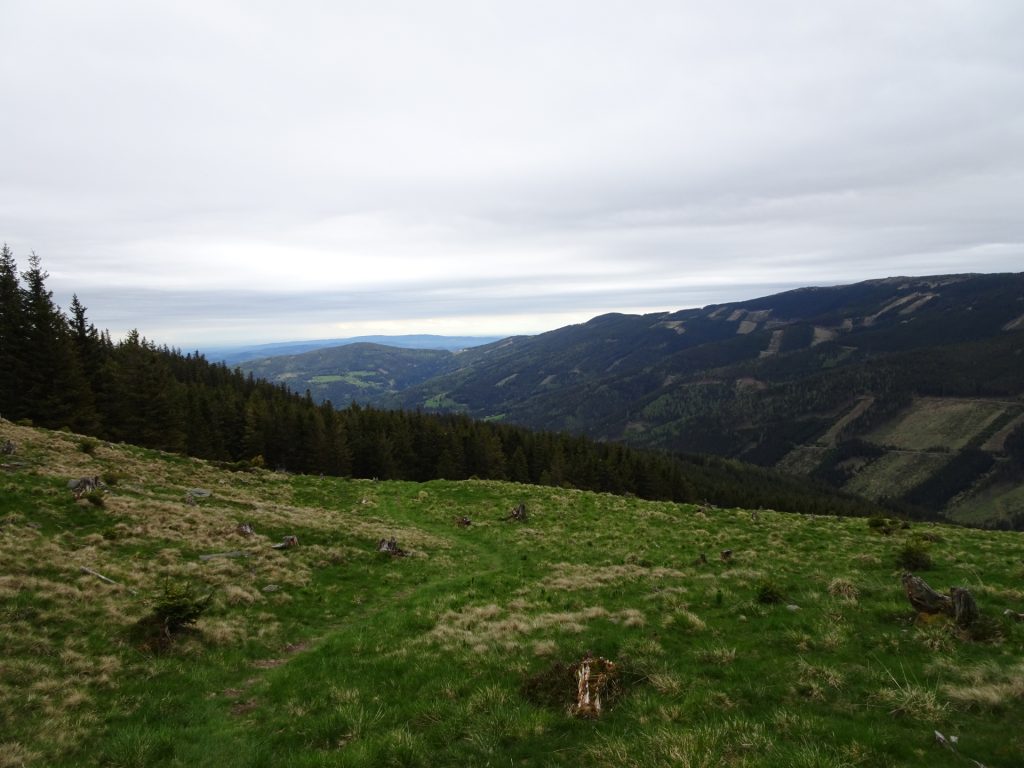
[872,668,948,720]
[538,562,685,592]
[664,607,706,632]
[943,663,1024,710]
[0,742,41,768]
[827,577,859,601]
[426,602,640,652]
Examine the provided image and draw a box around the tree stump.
[571,654,617,718]
[376,537,407,557]
[454,516,472,528]
[901,573,979,627]
[1,440,15,455]
[720,549,733,562]
[236,522,255,536]
[951,587,979,628]
[504,503,527,522]
[68,476,103,499]
[902,573,952,615]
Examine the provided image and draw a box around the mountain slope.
[211,334,502,365]
[3,420,1024,767]
[225,273,1024,525]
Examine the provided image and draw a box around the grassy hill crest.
[2,418,1024,767]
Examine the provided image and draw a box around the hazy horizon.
[3,2,1022,346]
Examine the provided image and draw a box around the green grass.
[310,371,377,388]
[3,419,1024,766]
[424,393,464,409]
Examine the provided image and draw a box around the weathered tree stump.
[236,522,255,536]
[901,573,980,627]
[504,503,528,522]
[376,537,407,557]
[570,654,618,718]
[68,476,103,499]
[1,439,15,455]
[720,549,733,562]
[951,587,979,628]
[454,516,472,528]
[902,573,952,615]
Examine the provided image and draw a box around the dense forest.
[0,246,893,518]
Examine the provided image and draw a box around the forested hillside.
[0,246,885,519]
[218,272,1024,526]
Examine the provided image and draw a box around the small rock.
[786,604,801,612]
[262,584,280,593]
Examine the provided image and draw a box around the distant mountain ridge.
[207,334,503,365]
[241,273,1024,527]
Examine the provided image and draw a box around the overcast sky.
[2,1,1023,347]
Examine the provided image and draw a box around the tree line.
[0,246,884,517]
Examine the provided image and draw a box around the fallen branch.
[79,566,137,595]
[199,550,251,561]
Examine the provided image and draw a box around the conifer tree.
[19,253,96,429]
[0,244,26,419]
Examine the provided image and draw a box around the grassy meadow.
[2,419,1024,767]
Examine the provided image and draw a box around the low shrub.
[896,541,932,571]
[757,581,786,604]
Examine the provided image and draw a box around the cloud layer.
[2,1,1022,345]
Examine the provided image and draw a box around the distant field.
[868,398,1012,451]
[310,371,376,388]
[775,445,828,475]
[948,480,1024,526]
[843,451,949,501]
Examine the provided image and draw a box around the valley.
[237,274,1024,528]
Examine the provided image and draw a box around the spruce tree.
[0,244,26,419]
[19,252,96,429]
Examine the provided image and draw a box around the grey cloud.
[3,1,1023,345]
